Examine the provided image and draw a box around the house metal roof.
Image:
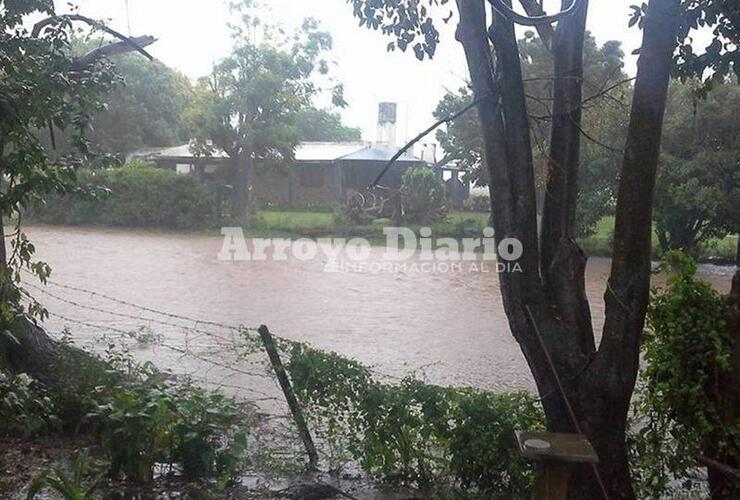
[337,145,422,163]
[137,142,426,164]
[295,142,367,161]
[143,144,215,160]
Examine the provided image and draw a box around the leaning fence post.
[258,324,318,469]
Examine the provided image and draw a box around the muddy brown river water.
[25,225,735,395]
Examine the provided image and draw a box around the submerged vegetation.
[0,0,737,497]
[1,341,252,497]
[285,342,545,497]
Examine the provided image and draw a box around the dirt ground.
[0,434,97,499]
[0,435,423,500]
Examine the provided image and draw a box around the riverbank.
[26,207,738,262]
[0,314,540,500]
[238,210,738,263]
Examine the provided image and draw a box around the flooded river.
[25,225,736,394]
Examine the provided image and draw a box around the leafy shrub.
[463,193,490,213]
[31,162,220,229]
[90,377,248,483]
[85,348,249,484]
[172,386,249,480]
[285,343,544,497]
[0,371,59,437]
[629,252,739,498]
[399,168,447,223]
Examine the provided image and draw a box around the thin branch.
[31,14,154,61]
[524,75,636,119]
[370,96,484,188]
[698,455,740,482]
[72,35,157,69]
[528,108,623,153]
[570,117,623,153]
[581,76,636,107]
[488,0,584,26]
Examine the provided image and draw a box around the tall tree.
[88,54,194,155]
[295,106,362,142]
[654,81,740,260]
[186,3,337,224]
[348,0,737,497]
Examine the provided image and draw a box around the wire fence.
[19,269,415,466]
[21,272,291,411]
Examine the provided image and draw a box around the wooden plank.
[515,431,599,463]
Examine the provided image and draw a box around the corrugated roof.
[338,145,423,163]
[138,142,426,164]
[294,142,367,161]
[142,144,227,160]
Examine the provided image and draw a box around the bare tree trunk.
[600,0,680,429]
[230,154,252,225]
[581,1,681,498]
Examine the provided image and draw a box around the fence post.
[258,324,318,469]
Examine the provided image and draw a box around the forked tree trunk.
[455,0,681,498]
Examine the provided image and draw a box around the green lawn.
[247,209,491,238]
[253,210,335,230]
[579,216,737,261]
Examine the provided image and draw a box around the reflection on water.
[26,225,735,393]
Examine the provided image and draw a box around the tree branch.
[72,36,157,69]
[370,98,481,188]
[600,0,682,394]
[518,0,554,47]
[488,0,584,26]
[32,14,154,62]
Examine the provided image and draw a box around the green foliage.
[630,252,739,498]
[629,0,738,93]
[399,168,447,223]
[296,106,362,142]
[89,371,248,483]
[26,449,103,500]
[88,53,194,154]
[31,163,220,229]
[285,342,545,497]
[186,3,340,221]
[463,193,490,213]
[654,81,740,256]
[348,0,442,60]
[0,371,60,438]
[0,3,121,324]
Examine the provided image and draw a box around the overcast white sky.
[58,1,648,144]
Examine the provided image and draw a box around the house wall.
[152,156,427,209]
[340,160,424,195]
[252,161,343,208]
